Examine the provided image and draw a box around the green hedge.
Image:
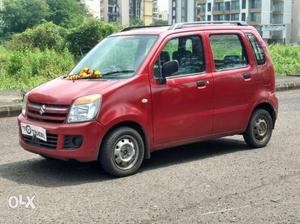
[268,44,300,75]
[0,47,74,90]
[66,19,120,56]
[9,22,68,51]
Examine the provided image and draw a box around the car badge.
[40,105,46,115]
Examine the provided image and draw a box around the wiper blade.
[102,70,135,76]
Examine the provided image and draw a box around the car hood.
[28,78,119,105]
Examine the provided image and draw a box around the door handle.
[243,73,251,79]
[196,80,209,87]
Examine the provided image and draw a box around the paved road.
[0,90,299,224]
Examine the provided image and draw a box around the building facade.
[169,0,195,24]
[291,0,300,43]
[142,0,153,25]
[169,0,299,44]
[82,0,153,26]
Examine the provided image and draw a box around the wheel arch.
[99,120,151,160]
[251,102,277,128]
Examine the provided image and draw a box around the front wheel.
[243,109,273,148]
[99,127,144,177]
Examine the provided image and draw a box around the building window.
[231,14,239,21]
[242,0,246,9]
[214,2,224,11]
[225,2,230,11]
[249,12,261,22]
[207,15,211,21]
[207,2,212,12]
[272,1,283,11]
[172,0,176,7]
[213,15,224,21]
[231,1,240,10]
[249,0,261,9]
[242,13,246,21]
[225,14,230,21]
[196,3,206,14]
[271,14,283,24]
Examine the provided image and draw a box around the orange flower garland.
[65,68,102,81]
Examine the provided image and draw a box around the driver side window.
[154,35,205,78]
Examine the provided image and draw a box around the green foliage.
[46,0,88,28]
[66,19,120,56]
[268,44,300,75]
[9,22,68,51]
[130,19,144,26]
[0,0,50,35]
[0,0,88,38]
[152,19,169,26]
[0,47,75,90]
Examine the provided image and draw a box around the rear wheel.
[243,109,273,148]
[99,127,144,177]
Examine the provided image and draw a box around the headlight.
[67,94,102,123]
[22,95,28,116]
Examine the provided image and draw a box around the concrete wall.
[187,0,195,22]
[120,0,130,25]
[144,0,153,25]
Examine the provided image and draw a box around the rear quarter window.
[246,33,266,65]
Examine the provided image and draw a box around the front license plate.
[21,123,47,142]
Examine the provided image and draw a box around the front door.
[150,33,213,148]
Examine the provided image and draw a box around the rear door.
[149,32,213,148]
[207,30,256,134]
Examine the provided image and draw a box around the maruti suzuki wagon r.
[18,22,278,177]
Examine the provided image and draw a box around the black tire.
[99,127,145,177]
[243,109,273,148]
[40,155,56,160]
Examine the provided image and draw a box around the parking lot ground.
[0,90,299,223]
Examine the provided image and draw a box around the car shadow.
[0,137,249,187]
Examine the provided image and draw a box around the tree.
[0,0,49,35]
[66,19,120,56]
[46,0,88,28]
[0,0,88,37]
[10,22,68,51]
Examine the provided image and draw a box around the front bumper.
[18,115,105,161]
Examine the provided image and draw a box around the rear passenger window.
[210,34,249,71]
[246,33,266,65]
[154,35,205,78]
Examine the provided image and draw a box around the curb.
[0,104,22,118]
[275,82,300,92]
[0,82,300,118]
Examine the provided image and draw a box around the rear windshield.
[69,35,158,79]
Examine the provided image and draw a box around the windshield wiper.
[101,70,135,76]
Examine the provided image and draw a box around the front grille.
[27,101,70,123]
[22,133,58,149]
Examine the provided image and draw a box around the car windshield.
[69,35,158,79]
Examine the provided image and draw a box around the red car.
[18,22,278,177]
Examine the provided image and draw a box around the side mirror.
[162,60,179,77]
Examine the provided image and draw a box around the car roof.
[111,23,256,37]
